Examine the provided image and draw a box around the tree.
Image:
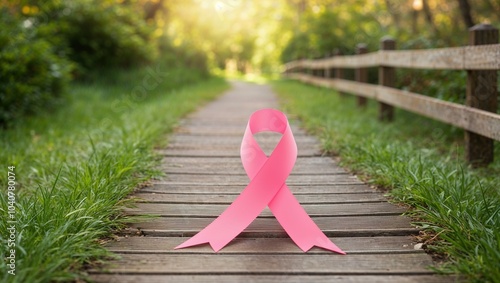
[457,0,475,28]
[422,0,440,37]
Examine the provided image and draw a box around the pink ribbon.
[175,109,345,254]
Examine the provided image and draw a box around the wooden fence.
[283,24,500,166]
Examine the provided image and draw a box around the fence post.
[312,55,321,77]
[379,37,396,121]
[465,24,498,166]
[324,52,331,78]
[333,49,342,78]
[306,62,312,76]
[298,56,305,76]
[334,49,346,97]
[355,44,368,107]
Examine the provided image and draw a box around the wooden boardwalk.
[90,81,447,282]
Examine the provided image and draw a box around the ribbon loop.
[175,109,345,254]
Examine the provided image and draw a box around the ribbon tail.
[269,185,346,255]
[299,233,346,255]
[174,229,228,252]
[174,173,275,252]
[173,207,253,252]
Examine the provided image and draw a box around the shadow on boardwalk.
[90,81,450,283]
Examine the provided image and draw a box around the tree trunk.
[422,0,440,37]
[384,0,400,30]
[457,0,475,28]
[483,0,500,22]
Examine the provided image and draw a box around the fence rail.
[283,24,500,166]
[285,44,500,70]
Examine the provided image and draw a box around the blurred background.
[1,0,499,126]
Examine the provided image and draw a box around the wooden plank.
[285,44,500,70]
[157,148,321,157]
[91,253,433,274]
[465,44,500,70]
[161,169,348,175]
[165,140,319,149]
[380,50,412,69]
[133,192,386,204]
[165,142,319,150]
[151,180,363,189]
[303,52,381,69]
[174,125,306,135]
[411,47,464,69]
[91,274,454,283]
[340,52,380,68]
[290,74,500,141]
[178,120,306,128]
[141,184,377,194]
[131,215,419,237]
[377,85,500,141]
[169,134,318,145]
[124,202,405,217]
[161,156,343,169]
[171,128,307,137]
[161,156,337,163]
[104,236,422,254]
[386,47,464,69]
[287,74,377,99]
[164,144,322,155]
[161,163,346,175]
[153,174,364,185]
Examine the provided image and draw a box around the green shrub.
[34,0,158,72]
[158,36,209,75]
[0,9,72,127]
[397,37,468,104]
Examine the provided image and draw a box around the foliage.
[0,69,228,282]
[0,8,72,127]
[279,0,500,62]
[278,1,498,105]
[0,1,214,126]
[281,7,385,62]
[165,0,283,73]
[158,35,209,76]
[396,37,468,104]
[274,79,500,283]
[32,0,158,71]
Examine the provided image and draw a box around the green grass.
[0,67,228,282]
[273,79,500,283]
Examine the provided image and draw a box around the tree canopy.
[2,0,499,73]
[162,0,499,70]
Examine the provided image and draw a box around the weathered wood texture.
[133,192,386,204]
[90,81,444,282]
[94,254,433,274]
[141,184,377,194]
[287,73,500,142]
[465,24,499,166]
[284,25,499,166]
[161,156,347,174]
[129,215,420,237]
[284,43,500,70]
[355,44,368,107]
[378,37,396,121]
[104,236,421,254]
[125,202,406,217]
[91,274,453,283]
